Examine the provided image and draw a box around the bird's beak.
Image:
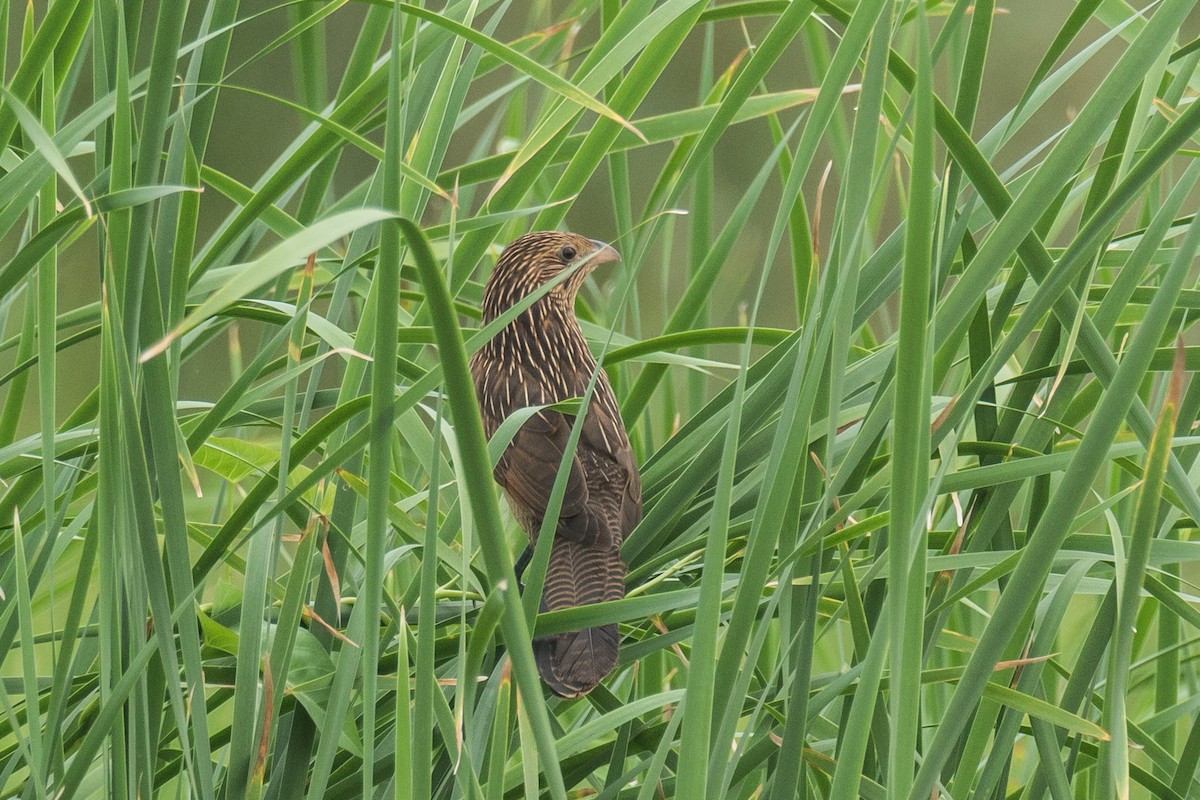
[588,240,620,267]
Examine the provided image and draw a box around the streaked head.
[482,231,620,318]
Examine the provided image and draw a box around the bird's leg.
[513,545,533,594]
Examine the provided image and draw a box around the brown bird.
[470,231,641,698]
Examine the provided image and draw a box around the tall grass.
[1,1,1198,798]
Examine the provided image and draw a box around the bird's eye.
[558,245,577,262]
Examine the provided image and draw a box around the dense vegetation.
[1,1,1199,798]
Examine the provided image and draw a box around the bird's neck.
[482,300,597,393]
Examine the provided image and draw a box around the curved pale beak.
[588,240,621,267]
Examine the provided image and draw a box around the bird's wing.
[496,410,613,547]
[578,395,642,546]
[618,448,643,539]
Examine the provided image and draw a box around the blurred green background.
[25,1,1196,420]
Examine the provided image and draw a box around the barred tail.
[534,537,624,698]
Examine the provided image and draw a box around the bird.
[469,231,642,698]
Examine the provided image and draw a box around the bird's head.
[482,231,620,319]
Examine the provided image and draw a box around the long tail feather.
[534,537,624,697]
